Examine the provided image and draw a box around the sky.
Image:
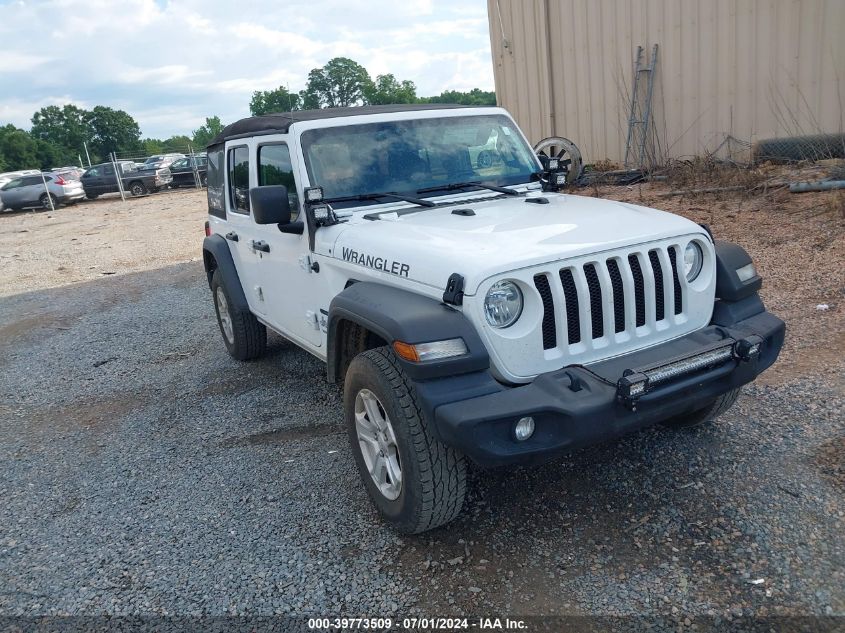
[0,0,494,139]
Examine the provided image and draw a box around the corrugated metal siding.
[488,0,845,163]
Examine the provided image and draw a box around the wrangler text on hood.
[341,247,410,278]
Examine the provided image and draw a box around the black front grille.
[606,258,626,333]
[628,254,646,327]
[533,273,556,350]
[667,246,683,315]
[533,247,685,352]
[648,250,665,321]
[583,263,604,339]
[559,268,581,344]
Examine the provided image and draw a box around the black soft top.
[208,104,476,147]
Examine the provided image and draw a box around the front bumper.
[425,310,784,467]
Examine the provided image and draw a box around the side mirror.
[250,185,292,225]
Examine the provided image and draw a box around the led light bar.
[645,346,734,386]
[617,343,736,405]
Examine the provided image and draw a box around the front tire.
[662,388,741,429]
[344,347,467,534]
[210,269,266,361]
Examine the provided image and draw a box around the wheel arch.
[202,234,250,313]
[327,282,489,385]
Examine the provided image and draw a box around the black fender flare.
[710,240,766,326]
[328,282,490,382]
[713,240,763,301]
[202,234,250,313]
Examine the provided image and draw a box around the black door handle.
[225,231,238,242]
[251,240,270,253]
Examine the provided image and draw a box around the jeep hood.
[325,193,709,295]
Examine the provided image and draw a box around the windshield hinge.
[442,273,465,306]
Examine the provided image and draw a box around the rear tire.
[344,347,467,534]
[662,388,741,429]
[129,181,147,196]
[210,269,266,361]
[39,193,57,209]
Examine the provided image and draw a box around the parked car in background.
[169,155,208,187]
[0,172,85,210]
[51,166,85,181]
[141,153,185,170]
[81,161,172,198]
[0,169,41,189]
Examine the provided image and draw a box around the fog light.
[304,186,324,203]
[618,372,648,401]
[311,204,330,221]
[514,416,535,441]
[734,336,763,362]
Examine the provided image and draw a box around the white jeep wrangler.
[202,105,784,534]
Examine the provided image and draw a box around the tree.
[192,116,225,147]
[363,74,417,105]
[142,138,165,156]
[30,104,92,162]
[420,88,496,106]
[0,125,37,170]
[250,88,300,116]
[302,57,371,108]
[87,106,141,160]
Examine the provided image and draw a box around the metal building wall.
[488,0,845,164]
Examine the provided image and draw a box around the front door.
[250,141,323,348]
[222,139,323,350]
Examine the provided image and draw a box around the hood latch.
[442,273,465,306]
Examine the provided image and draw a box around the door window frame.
[226,144,251,215]
[257,141,300,220]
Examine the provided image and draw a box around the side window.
[3,178,22,190]
[258,143,299,219]
[22,176,43,186]
[104,164,115,176]
[206,146,225,218]
[227,146,250,213]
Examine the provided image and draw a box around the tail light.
[204,221,211,237]
[54,176,66,185]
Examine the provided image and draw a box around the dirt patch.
[0,189,207,298]
[814,436,845,491]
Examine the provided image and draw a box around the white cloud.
[0,0,494,138]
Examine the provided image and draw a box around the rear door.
[222,142,265,315]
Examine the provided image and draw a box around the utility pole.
[83,142,92,167]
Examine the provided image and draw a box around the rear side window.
[258,143,299,219]
[22,176,43,186]
[206,146,225,218]
[227,146,250,214]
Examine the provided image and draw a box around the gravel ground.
[0,171,843,622]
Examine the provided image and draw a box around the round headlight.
[683,241,704,281]
[484,280,523,328]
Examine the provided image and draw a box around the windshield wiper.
[416,181,521,196]
[324,192,435,208]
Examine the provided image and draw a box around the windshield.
[301,114,539,207]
